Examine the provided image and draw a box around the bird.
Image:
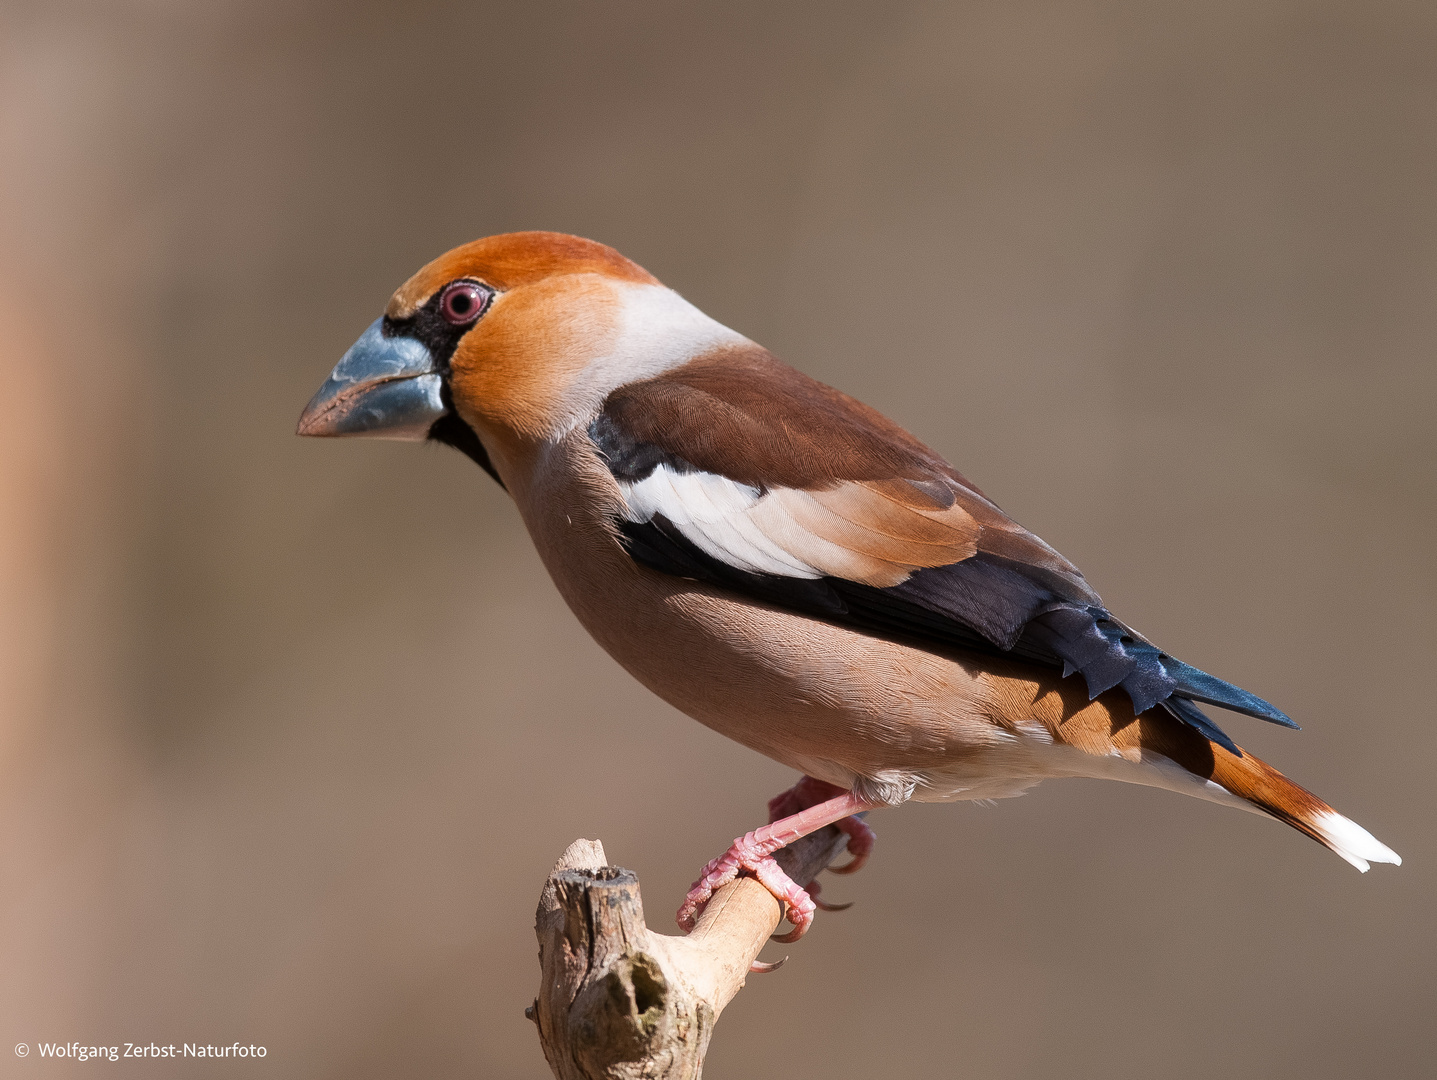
[297,230,1400,943]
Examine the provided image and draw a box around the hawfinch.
[298,231,1399,942]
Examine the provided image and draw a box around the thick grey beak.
[296,318,446,440]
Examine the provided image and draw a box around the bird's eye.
[438,281,490,326]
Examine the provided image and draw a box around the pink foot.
[676,834,818,939]
[676,782,875,942]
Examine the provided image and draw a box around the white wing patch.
[621,465,822,578]
[617,464,980,586]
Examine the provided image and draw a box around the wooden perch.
[530,823,857,1080]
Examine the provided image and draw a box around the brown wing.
[599,344,1098,603]
[590,343,1295,751]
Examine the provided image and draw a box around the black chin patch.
[428,411,504,490]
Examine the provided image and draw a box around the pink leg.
[768,776,877,875]
[676,786,875,942]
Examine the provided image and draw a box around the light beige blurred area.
[1,2,1433,1077]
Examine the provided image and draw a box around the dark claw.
[806,879,852,912]
[750,956,788,973]
[827,854,865,875]
[771,923,809,943]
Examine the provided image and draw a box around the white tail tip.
[1313,810,1402,872]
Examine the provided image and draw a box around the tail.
[1002,665,1401,871]
[1115,709,1402,872]
[1202,741,1401,872]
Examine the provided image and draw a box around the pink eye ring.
[438,281,490,326]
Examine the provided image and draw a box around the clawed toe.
[770,898,815,942]
[827,814,877,874]
[807,878,853,912]
[676,856,738,931]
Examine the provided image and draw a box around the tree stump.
[530,824,857,1080]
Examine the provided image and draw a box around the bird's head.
[296,231,744,487]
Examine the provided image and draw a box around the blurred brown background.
[1,2,1433,1077]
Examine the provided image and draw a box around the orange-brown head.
[297,231,744,486]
